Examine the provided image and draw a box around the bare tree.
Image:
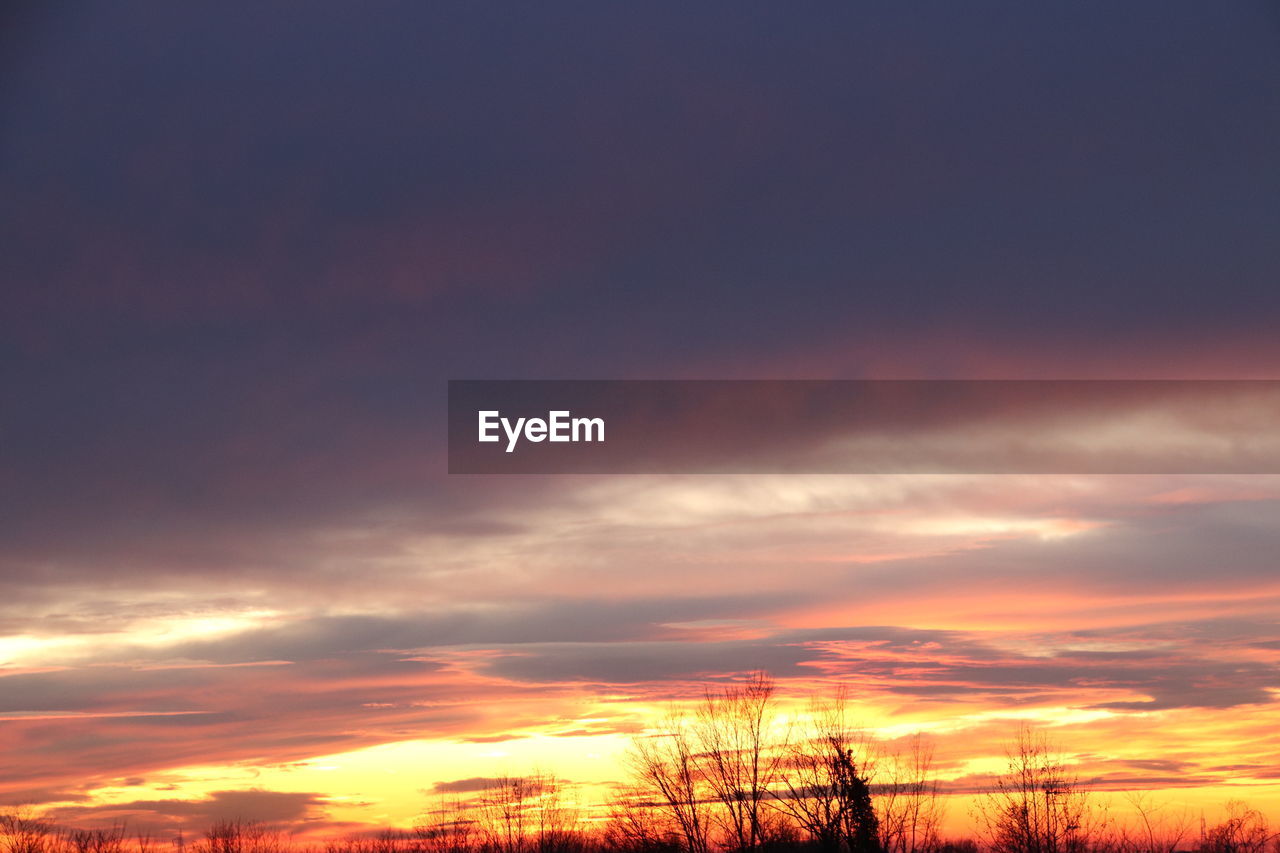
[67,826,127,853]
[974,726,1100,853]
[193,822,283,853]
[690,673,786,853]
[530,774,585,853]
[476,776,543,853]
[0,811,56,853]
[627,712,713,853]
[416,796,479,853]
[1113,792,1192,853]
[135,831,159,853]
[878,735,944,853]
[771,690,879,853]
[601,790,681,853]
[1198,801,1276,853]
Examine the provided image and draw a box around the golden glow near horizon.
[6,474,1279,839]
[43,703,1280,840]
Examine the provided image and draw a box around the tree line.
[4,674,1277,853]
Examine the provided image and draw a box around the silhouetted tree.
[67,826,127,853]
[974,726,1104,853]
[627,712,714,853]
[0,811,55,853]
[193,822,282,853]
[1198,802,1276,853]
[415,797,480,853]
[1113,792,1192,853]
[877,735,943,853]
[693,673,786,853]
[601,793,682,853]
[771,691,880,853]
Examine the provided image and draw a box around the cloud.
[0,655,488,793]
[464,617,1280,713]
[3,0,1280,835]
[478,639,818,685]
[45,789,328,828]
[0,788,90,807]
[430,777,516,794]
[148,595,803,665]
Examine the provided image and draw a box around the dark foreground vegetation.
[5,675,1277,853]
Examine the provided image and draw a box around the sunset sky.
[2,1,1280,841]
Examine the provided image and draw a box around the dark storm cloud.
[3,2,1280,574]
[6,3,1279,345]
[0,474,556,616]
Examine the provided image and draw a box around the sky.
[2,0,1280,840]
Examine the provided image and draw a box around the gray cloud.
[430,777,518,794]
[473,621,1280,712]
[46,789,327,827]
